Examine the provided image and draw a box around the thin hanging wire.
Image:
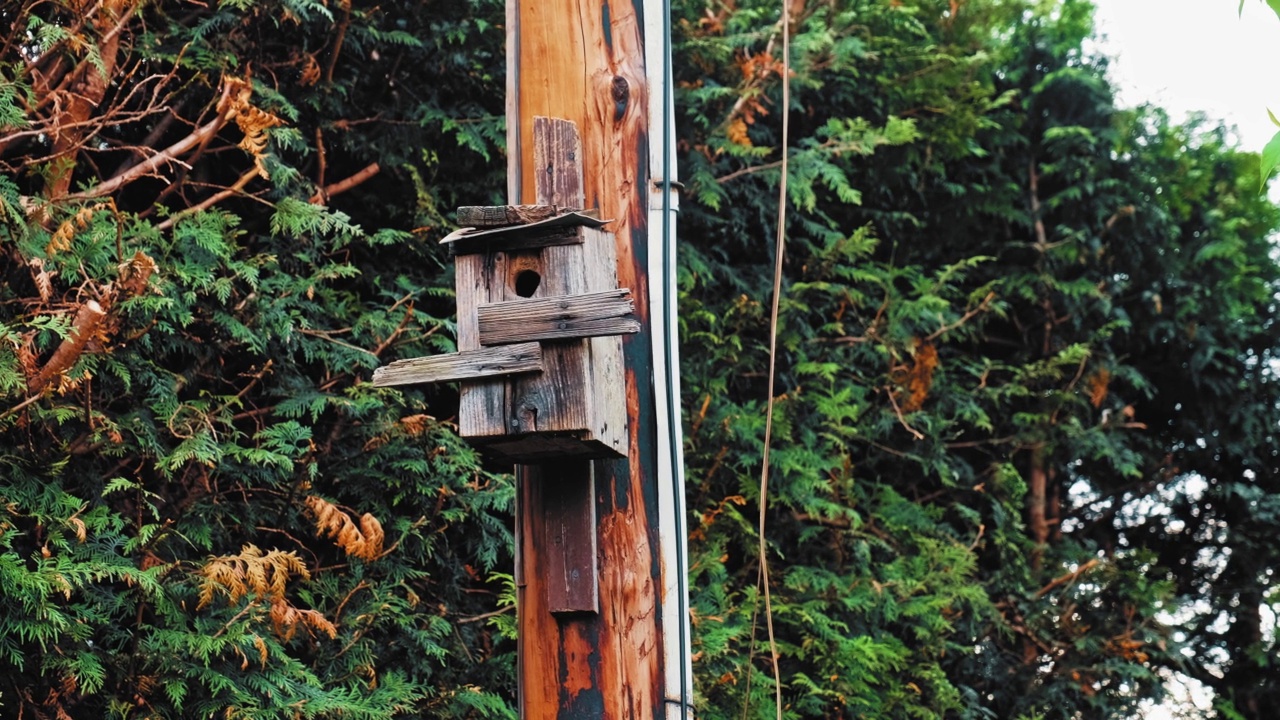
[756,1,791,718]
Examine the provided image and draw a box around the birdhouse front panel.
[453,225,628,463]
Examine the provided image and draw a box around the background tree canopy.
[1,0,1278,718]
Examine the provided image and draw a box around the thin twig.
[969,523,986,551]
[325,3,353,85]
[333,580,370,622]
[0,393,44,423]
[309,162,380,204]
[885,385,925,440]
[371,305,417,357]
[751,3,791,719]
[298,328,378,357]
[456,605,514,624]
[155,168,258,231]
[1034,558,1100,599]
[926,291,996,341]
[373,516,428,561]
[211,360,274,417]
[314,127,328,200]
[212,601,258,639]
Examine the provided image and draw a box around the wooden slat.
[580,226,628,458]
[539,462,598,614]
[371,343,542,387]
[442,212,605,243]
[455,205,603,229]
[444,211,612,257]
[456,252,509,439]
[477,289,639,345]
[533,116,585,209]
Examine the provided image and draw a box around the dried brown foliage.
[306,496,385,562]
[892,339,939,412]
[197,544,337,642]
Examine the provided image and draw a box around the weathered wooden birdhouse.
[372,123,636,464]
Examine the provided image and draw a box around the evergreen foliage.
[1,0,1279,718]
[0,0,515,716]
[675,0,1280,718]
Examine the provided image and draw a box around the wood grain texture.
[477,289,639,346]
[510,0,664,716]
[579,227,628,459]
[516,119,603,616]
[371,343,542,386]
[506,247,592,438]
[456,251,509,439]
[533,117,585,209]
[457,204,561,227]
[540,461,599,614]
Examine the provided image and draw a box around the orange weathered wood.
[509,0,663,716]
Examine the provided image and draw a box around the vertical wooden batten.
[508,0,681,716]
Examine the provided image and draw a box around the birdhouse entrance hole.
[515,269,541,297]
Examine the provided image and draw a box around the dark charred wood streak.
[556,619,604,716]
[608,164,657,518]
[600,1,613,52]
[611,76,629,121]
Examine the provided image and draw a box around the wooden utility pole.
[371,0,688,712]
[506,0,691,717]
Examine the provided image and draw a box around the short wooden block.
[456,205,600,228]
[457,204,561,227]
[477,289,640,346]
[371,343,542,386]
